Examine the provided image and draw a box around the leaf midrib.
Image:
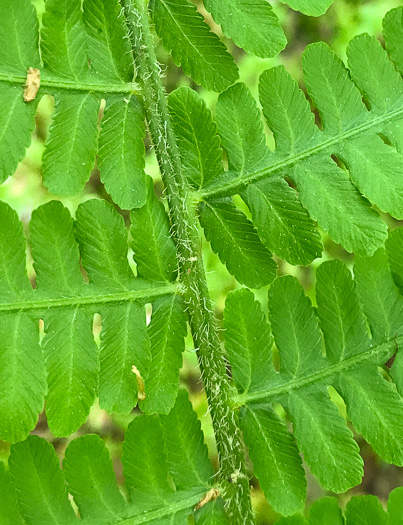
[199,104,403,199]
[233,335,403,406]
[0,284,176,314]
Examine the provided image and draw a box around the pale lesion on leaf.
[24,67,41,102]
[195,488,220,510]
[132,364,146,400]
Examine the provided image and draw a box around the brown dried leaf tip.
[131,364,146,400]
[195,488,220,510]
[24,67,41,102]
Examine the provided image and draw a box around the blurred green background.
[1,0,402,522]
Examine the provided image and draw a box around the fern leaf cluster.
[0,195,185,443]
[224,244,403,515]
[0,391,218,525]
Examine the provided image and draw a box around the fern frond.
[0,391,216,524]
[227,248,403,515]
[275,488,403,524]
[0,0,145,210]
[196,14,403,267]
[0,199,181,442]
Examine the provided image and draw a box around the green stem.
[122,1,254,522]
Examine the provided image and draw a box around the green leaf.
[195,499,230,524]
[288,387,363,492]
[42,93,100,195]
[354,248,403,343]
[0,0,40,76]
[386,228,403,293]
[0,87,37,185]
[315,260,369,363]
[199,199,277,288]
[140,295,187,414]
[169,87,223,189]
[160,390,214,490]
[63,435,126,522]
[216,83,269,172]
[383,7,403,75]
[275,517,307,525]
[9,436,77,524]
[269,276,323,377]
[131,178,178,282]
[75,199,134,289]
[337,366,403,465]
[41,0,89,80]
[98,94,147,209]
[345,495,387,525]
[149,0,238,92]
[244,177,323,266]
[309,497,344,525]
[31,202,98,436]
[83,0,134,83]
[224,289,276,394]
[0,462,24,525]
[0,204,46,444]
[241,405,306,516]
[99,302,151,414]
[203,0,286,58]
[387,487,403,525]
[278,0,333,16]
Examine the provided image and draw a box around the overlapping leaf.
[0,0,144,209]
[198,11,403,263]
[226,249,403,515]
[0,197,181,443]
[0,391,215,524]
[275,488,403,525]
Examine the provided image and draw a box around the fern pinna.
[0,0,403,523]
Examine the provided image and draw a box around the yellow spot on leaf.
[132,365,146,400]
[24,67,41,102]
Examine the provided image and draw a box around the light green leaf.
[0,463,24,525]
[345,495,387,525]
[268,276,323,377]
[99,302,151,414]
[130,178,177,282]
[216,83,269,172]
[98,94,147,209]
[244,177,322,266]
[354,248,403,343]
[9,436,77,524]
[387,487,403,525]
[278,0,333,16]
[75,199,134,289]
[241,405,306,516]
[309,497,344,525]
[140,295,187,414]
[149,0,238,92]
[83,0,134,83]
[383,7,403,75]
[288,386,363,493]
[337,366,403,465]
[42,93,100,195]
[224,289,276,394]
[63,435,126,522]
[199,199,277,288]
[275,517,307,525]
[169,87,223,189]
[203,0,286,58]
[316,260,369,363]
